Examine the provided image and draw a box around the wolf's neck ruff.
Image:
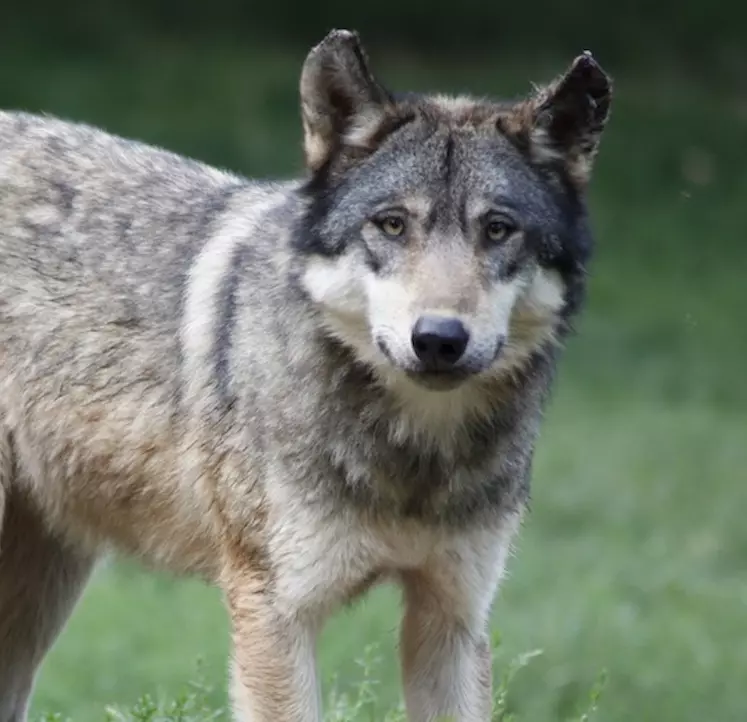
[290,332,552,525]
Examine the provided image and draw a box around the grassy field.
[2,39,745,722]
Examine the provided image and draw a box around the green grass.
[2,39,744,722]
[37,645,606,722]
[37,643,608,722]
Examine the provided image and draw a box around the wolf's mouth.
[376,335,482,390]
[404,367,472,391]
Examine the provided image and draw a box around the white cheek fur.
[523,268,566,313]
[301,253,369,319]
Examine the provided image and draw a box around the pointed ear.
[502,52,612,186]
[299,29,393,172]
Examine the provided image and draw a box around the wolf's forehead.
[359,125,548,214]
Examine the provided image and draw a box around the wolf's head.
[296,30,612,394]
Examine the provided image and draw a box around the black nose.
[411,316,470,367]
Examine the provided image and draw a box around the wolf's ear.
[502,53,612,186]
[300,29,393,172]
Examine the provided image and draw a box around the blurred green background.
[2,2,745,721]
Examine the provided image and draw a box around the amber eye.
[485,218,516,244]
[376,214,406,238]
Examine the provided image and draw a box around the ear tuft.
[299,29,392,172]
[499,52,613,187]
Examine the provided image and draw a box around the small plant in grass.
[37,641,607,722]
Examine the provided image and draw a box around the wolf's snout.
[411,316,470,368]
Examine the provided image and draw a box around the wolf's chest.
[267,508,445,618]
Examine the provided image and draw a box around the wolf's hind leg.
[0,483,95,722]
[0,429,9,539]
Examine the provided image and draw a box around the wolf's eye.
[485,218,516,244]
[376,215,406,238]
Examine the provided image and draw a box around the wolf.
[0,28,612,722]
